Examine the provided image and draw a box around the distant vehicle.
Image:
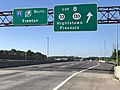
[99,60,105,63]
[55,58,68,61]
[90,59,92,62]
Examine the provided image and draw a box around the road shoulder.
[59,72,120,90]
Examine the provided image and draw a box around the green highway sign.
[13,8,48,25]
[54,4,97,31]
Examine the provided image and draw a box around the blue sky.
[0,0,119,57]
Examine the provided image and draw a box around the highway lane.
[2,61,97,71]
[0,61,115,90]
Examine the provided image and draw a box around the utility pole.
[101,47,103,60]
[64,47,66,56]
[47,37,49,60]
[116,21,119,66]
[104,41,106,61]
[25,51,27,60]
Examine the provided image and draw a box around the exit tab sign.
[54,4,97,31]
[13,8,48,25]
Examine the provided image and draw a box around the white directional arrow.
[86,12,93,23]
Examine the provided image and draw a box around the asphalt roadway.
[0,61,119,90]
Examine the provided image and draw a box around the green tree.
[0,49,47,60]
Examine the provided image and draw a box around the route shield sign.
[54,4,97,31]
[13,8,48,25]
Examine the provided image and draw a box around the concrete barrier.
[0,60,70,68]
[114,66,120,80]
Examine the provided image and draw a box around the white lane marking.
[70,64,74,65]
[52,62,100,90]
[60,65,67,68]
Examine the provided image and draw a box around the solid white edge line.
[52,62,100,90]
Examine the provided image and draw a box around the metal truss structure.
[0,6,120,27]
[98,6,120,24]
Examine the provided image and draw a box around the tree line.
[0,49,47,60]
[111,49,120,62]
